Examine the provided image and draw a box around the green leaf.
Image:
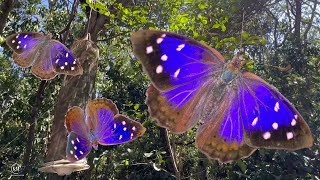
[134,104,139,110]
[125,159,129,166]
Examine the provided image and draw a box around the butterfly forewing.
[98,114,146,145]
[240,72,313,149]
[65,106,89,138]
[132,30,225,133]
[6,32,44,54]
[66,132,91,162]
[131,30,225,90]
[51,41,83,76]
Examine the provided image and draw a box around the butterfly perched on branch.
[65,98,146,162]
[131,30,313,163]
[6,32,83,80]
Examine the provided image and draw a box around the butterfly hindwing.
[240,72,313,149]
[66,132,91,162]
[98,114,146,145]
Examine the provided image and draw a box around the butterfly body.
[131,30,313,163]
[6,32,83,80]
[65,98,145,162]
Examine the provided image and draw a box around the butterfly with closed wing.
[65,98,146,162]
[131,30,313,163]
[6,32,83,80]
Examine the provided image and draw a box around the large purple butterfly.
[6,32,83,80]
[65,98,146,162]
[131,30,313,163]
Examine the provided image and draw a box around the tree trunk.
[22,81,48,177]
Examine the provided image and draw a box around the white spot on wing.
[80,151,84,155]
[76,138,80,142]
[176,44,185,51]
[65,62,68,66]
[156,38,164,44]
[73,60,76,64]
[70,150,74,155]
[272,122,278,130]
[161,54,168,61]
[66,53,69,58]
[71,140,74,145]
[274,102,280,112]
[123,127,127,131]
[156,65,163,74]
[16,45,20,49]
[23,44,27,49]
[114,123,117,129]
[24,35,28,38]
[174,68,180,78]
[74,155,78,160]
[16,34,19,38]
[263,131,271,140]
[60,66,65,70]
[161,34,166,38]
[74,146,77,150]
[12,40,15,43]
[18,41,21,44]
[291,119,297,126]
[132,126,136,131]
[146,46,153,54]
[71,67,75,71]
[119,135,123,140]
[55,59,59,64]
[294,114,298,119]
[122,121,126,125]
[286,132,294,140]
[251,117,258,126]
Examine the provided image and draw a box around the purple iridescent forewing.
[240,72,313,149]
[131,30,225,133]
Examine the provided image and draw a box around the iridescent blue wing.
[131,30,225,133]
[6,32,44,67]
[65,107,92,162]
[98,114,146,145]
[66,132,92,162]
[196,72,313,163]
[196,88,256,163]
[85,98,145,145]
[240,72,313,149]
[50,40,83,76]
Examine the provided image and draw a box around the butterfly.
[65,98,146,162]
[6,32,83,80]
[130,30,313,163]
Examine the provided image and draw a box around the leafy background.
[0,0,319,179]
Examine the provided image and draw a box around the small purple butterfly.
[131,30,313,163]
[6,32,83,80]
[65,98,146,162]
